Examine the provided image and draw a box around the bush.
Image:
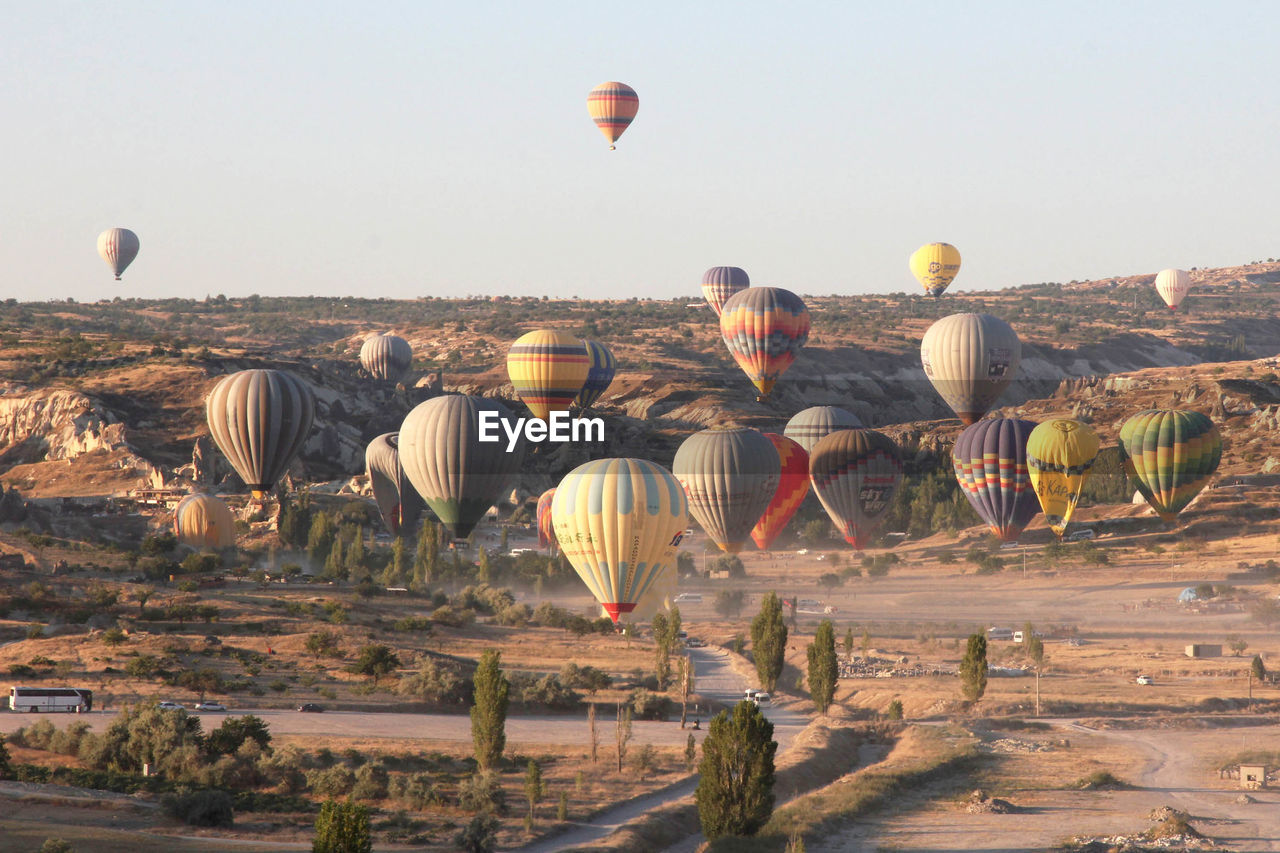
[38,840,75,853]
[517,674,581,710]
[101,628,127,646]
[391,771,444,809]
[458,771,507,814]
[430,604,476,628]
[313,799,372,853]
[352,763,390,801]
[886,699,904,720]
[161,789,234,827]
[307,765,356,798]
[399,658,469,705]
[629,688,670,720]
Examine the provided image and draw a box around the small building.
[1185,644,1223,658]
[1241,764,1267,790]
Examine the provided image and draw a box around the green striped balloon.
[1118,409,1221,523]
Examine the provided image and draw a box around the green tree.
[524,759,543,822]
[1252,654,1267,681]
[817,572,842,593]
[349,644,401,686]
[886,699,904,720]
[844,626,855,658]
[471,650,509,770]
[382,536,407,586]
[454,814,499,853]
[177,668,223,703]
[0,734,11,780]
[1228,635,1249,657]
[312,799,372,853]
[960,633,988,704]
[750,592,788,693]
[205,714,271,756]
[652,613,672,688]
[806,620,838,714]
[694,701,777,840]
[306,630,341,658]
[714,589,746,619]
[307,513,336,565]
[1026,635,1045,668]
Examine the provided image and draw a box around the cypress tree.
[312,799,372,853]
[960,633,988,704]
[806,620,838,714]
[694,700,777,840]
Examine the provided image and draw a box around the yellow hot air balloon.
[173,494,237,549]
[506,330,590,422]
[1026,419,1101,538]
[910,243,961,298]
[587,82,639,150]
[552,458,688,623]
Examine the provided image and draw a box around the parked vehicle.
[194,702,227,712]
[298,703,325,712]
[1136,674,1154,685]
[674,593,703,604]
[157,701,184,711]
[9,686,92,713]
[1066,528,1096,541]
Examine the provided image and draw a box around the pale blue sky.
[3,2,1277,301]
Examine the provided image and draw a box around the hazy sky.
[4,2,1278,302]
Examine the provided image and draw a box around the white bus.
[9,686,93,713]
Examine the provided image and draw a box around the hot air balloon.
[809,429,903,550]
[719,287,810,401]
[507,330,590,421]
[575,340,616,411]
[173,494,236,549]
[673,428,780,555]
[784,406,864,455]
[536,488,557,553]
[701,267,750,317]
[910,243,961,298]
[1118,409,1221,523]
[920,313,1021,424]
[1026,419,1100,538]
[360,333,413,383]
[1154,269,1192,312]
[587,82,639,150]
[552,457,688,622]
[750,433,810,550]
[206,369,315,500]
[951,418,1041,542]
[97,228,139,280]
[366,433,426,536]
[399,395,525,540]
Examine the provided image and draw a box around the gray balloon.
[366,432,426,536]
[205,369,315,497]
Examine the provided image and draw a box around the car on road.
[194,702,227,712]
[673,593,703,604]
[685,638,706,648]
[157,701,183,711]
[796,549,809,555]
[1065,528,1096,541]
[298,703,325,712]
[1136,674,1154,685]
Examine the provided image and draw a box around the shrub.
[307,765,356,798]
[458,770,507,814]
[391,771,444,809]
[101,628,127,646]
[353,763,391,801]
[37,840,75,853]
[161,789,234,827]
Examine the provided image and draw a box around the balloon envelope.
[910,242,961,298]
[1026,419,1100,537]
[1154,269,1192,311]
[365,432,426,536]
[1118,409,1221,523]
[952,418,1040,542]
[575,340,616,410]
[587,82,639,148]
[701,266,750,317]
[507,330,590,421]
[173,494,236,549]
[809,429,903,549]
[719,287,810,399]
[360,334,413,383]
[399,395,525,539]
[536,488,557,552]
[921,313,1021,424]
[97,228,139,280]
[674,428,780,555]
[552,457,688,622]
[206,369,315,499]
[751,433,810,550]
[784,406,864,455]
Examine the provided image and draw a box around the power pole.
[1035,668,1041,717]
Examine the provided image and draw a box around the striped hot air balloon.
[173,494,237,549]
[536,488,557,553]
[784,406,864,455]
[587,81,639,150]
[952,418,1041,542]
[360,333,413,383]
[507,330,590,421]
[921,313,1021,425]
[1154,269,1192,311]
[1118,409,1221,523]
[97,228,140,280]
[701,267,750,317]
[909,243,961,298]
[575,340,616,411]
[552,458,688,623]
[398,395,525,540]
[205,369,315,500]
[719,287,810,401]
[751,433,810,550]
[673,428,780,555]
[809,429,903,550]
[365,432,426,536]
[1026,419,1100,538]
